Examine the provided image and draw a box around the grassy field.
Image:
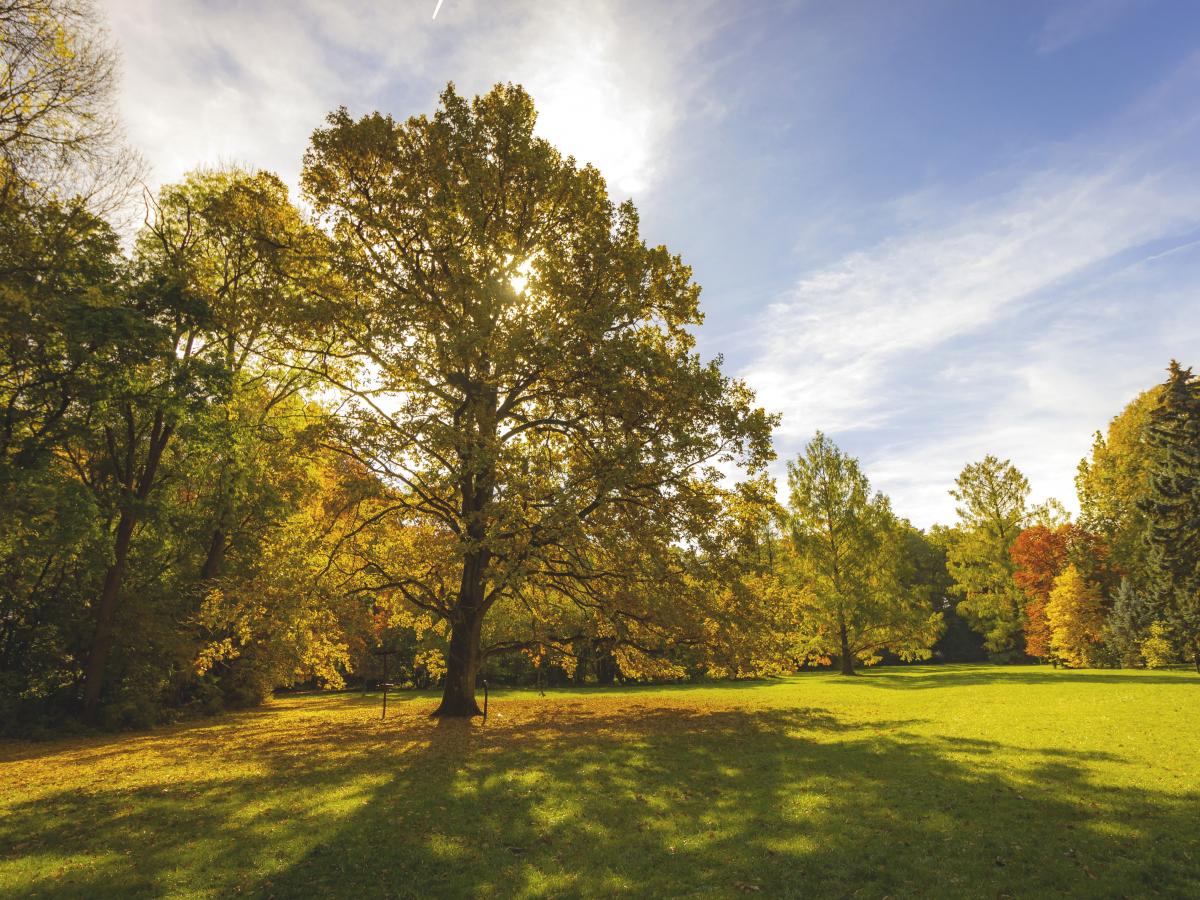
[1,665,1197,900]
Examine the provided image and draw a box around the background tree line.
[3,1,1197,735]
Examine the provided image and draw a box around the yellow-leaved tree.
[1140,623,1176,669]
[1046,566,1105,668]
[1075,387,1163,586]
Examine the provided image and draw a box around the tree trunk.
[431,551,489,717]
[595,640,617,685]
[839,615,856,675]
[198,528,226,583]
[81,511,137,725]
[433,375,499,717]
[433,610,485,716]
[80,411,173,725]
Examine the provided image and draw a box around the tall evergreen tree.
[1106,579,1153,669]
[1139,361,1200,673]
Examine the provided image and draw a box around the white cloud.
[746,141,1200,525]
[748,163,1200,431]
[105,0,707,198]
[512,13,658,194]
[107,1,339,189]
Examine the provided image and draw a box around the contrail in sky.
[432,0,444,18]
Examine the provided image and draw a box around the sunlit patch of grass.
[1,665,1198,899]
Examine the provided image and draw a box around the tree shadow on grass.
[1,697,1197,900]
[0,693,404,767]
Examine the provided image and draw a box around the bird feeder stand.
[372,648,397,720]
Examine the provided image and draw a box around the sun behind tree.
[301,83,776,716]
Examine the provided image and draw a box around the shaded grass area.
[1,665,1198,899]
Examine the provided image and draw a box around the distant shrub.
[1086,641,1120,669]
[101,698,162,732]
[987,649,1024,665]
[1140,623,1177,669]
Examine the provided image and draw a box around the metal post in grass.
[372,648,397,720]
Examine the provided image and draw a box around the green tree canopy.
[301,83,776,716]
[945,455,1030,653]
[785,432,942,675]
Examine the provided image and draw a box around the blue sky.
[106,0,1200,526]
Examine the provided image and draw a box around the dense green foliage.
[923,366,1200,672]
[2,3,1197,739]
[784,432,943,674]
[1139,362,1200,672]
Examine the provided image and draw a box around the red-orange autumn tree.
[1010,523,1118,661]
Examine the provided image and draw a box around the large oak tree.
[301,84,775,716]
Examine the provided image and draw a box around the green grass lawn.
[1,665,1198,900]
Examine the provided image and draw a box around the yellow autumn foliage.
[1075,387,1163,579]
[1140,623,1177,669]
[1046,565,1105,668]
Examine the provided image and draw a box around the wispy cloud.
[107,0,711,197]
[750,168,1199,421]
[1033,0,1148,54]
[745,99,1200,524]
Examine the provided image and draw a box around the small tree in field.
[1046,566,1105,668]
[945,456,1029,653]
[1140,623,1177,669]
[301,84,775,716]
[785,432,943,675]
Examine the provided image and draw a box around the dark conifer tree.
[1106,579,1153,668]
[1139,361,1200,673]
